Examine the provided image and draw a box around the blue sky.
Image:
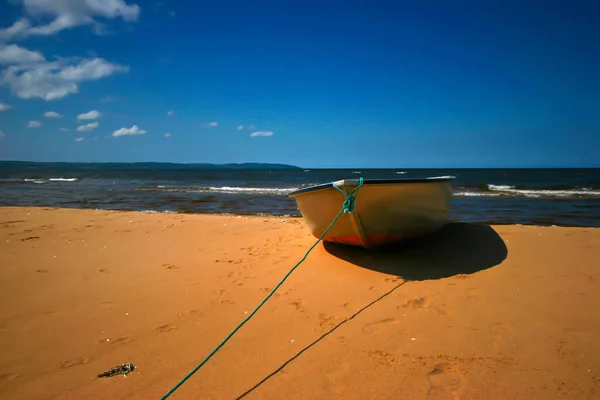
[0,0,598,168]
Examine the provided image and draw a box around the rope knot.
[333,177,364,213]
[343,195,356,213]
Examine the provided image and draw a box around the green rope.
[160,177,364,399]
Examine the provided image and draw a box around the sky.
[0,0,598,168]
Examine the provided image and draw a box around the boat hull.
[289,177,455,249]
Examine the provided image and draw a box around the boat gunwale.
[288,176,456,197]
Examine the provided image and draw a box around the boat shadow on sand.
[323,222,508,280]
[237,223,506,399]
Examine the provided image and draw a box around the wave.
[49,178,79,182]
[20,177,79,184]
[455,183,600,198]
[144,185,298,195]
[200,186,299,195]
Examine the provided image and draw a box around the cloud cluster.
[0,0,140,41]
[76,122,99,132]
[112,125,146,137]
[0,130,5,138]
[0,102,13,112]
[201,122,219,128]
[0,1,137,101]
[28,120,41,128]
[0,44,44,64]
[250,131,274,137]
[43,111,63,118]
[77,110,101,120]
[237,125,255,131]
[0,51,128,101]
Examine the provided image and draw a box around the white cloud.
[0,0,140,41]
[76,121,98,132]
[0,48,128,101]
[60,128,70,132]
[237,125,244,131]
[202,122,218,128]
[43,110,62,118]
[99,96,115,103]
[167,110,174,116]
[77,110,101,120]
[75,137,84,142]
[250,131,274,137]
[27,120,41,128]
[0,44,44,64]
[112,125,146,137]
[0,130,5,138]
[164,132,171,138]
[0,102,13,111]
[0,19,31,42]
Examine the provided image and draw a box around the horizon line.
[1,160,599,169]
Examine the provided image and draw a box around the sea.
[1,162,599,227]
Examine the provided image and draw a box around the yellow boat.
[289,176,455,249]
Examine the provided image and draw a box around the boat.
[288,176,456,249]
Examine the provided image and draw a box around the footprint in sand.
[60,357,91,369]
[0,372,19,382]
[362,318,400,335]
[156,324,177,333]
[368,349,397,369]
[100,336,132,345]
[491,322,515,349]
[426,362,466,399]
[318,313,337,330]
[290,300,305,313]
[19,236,40,242]
[401,296,453,316]
[403,297,428,309]
[36,269,50,273]
[162,263,179,270]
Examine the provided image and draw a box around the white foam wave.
[23,177,79,183]
[427,175,456,179]
[396,171,408,174]
[201,186,297,194]
[454,191,504,197]
[149,186,298,195]
[487,185,600,198]
[488,184,515,190]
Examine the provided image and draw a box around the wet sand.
[0,206,599,399]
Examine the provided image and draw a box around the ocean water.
[1,162,599,227]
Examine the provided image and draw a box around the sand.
[0,206,599,399]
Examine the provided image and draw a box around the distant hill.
[0,161,302,170]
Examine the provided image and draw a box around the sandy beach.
[0,206,599,399]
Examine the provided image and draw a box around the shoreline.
[1,205,597,229]
[1,206,599,399]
